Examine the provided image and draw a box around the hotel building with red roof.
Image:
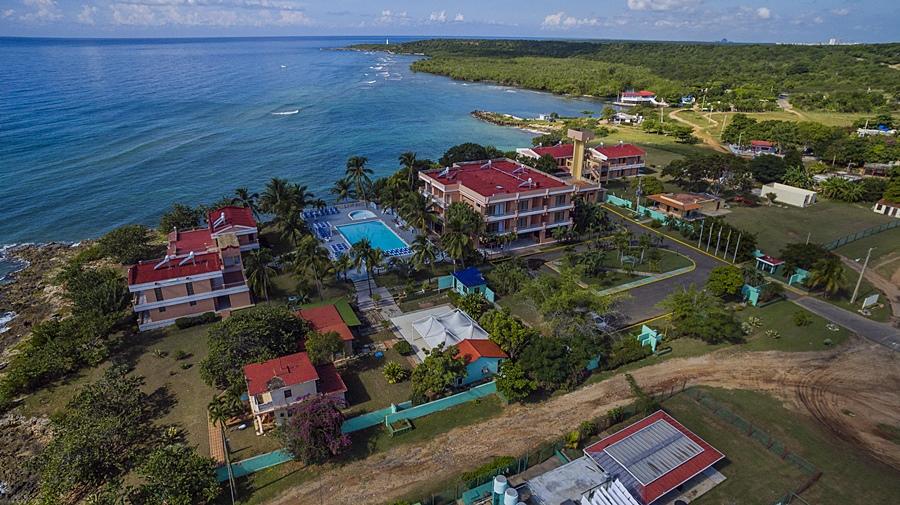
[587,142,647,182]
[127,205,260,331]
[515,143,575,170]
[418,158,603,248]
[243,351,347,435]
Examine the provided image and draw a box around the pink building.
[587,143,647,181]
[516,143,575,170]
[419,158,602,247]
[127,206,260,331]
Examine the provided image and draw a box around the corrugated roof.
[604,420,703,485]
[452,267,487,288]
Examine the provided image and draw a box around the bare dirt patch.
[267,337,900,505]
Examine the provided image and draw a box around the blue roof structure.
[452,267,487,288]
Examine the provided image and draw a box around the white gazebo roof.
[411,308,489,348]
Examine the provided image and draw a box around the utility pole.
[805,232,811,244]
[850,247,874,304]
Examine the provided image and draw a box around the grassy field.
[342,330,413,418]
[723,200,893,255]
[592,124,716,167]
[835,227,900,282]
[822,263,891,322]
[678,109,866,143]
[735,300,849,351]
[226,395,505,505]
[665,387,900,505]
[21,323,218,454]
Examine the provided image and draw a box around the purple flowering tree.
[278,395,350,465]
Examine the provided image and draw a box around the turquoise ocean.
[0,35,605,270]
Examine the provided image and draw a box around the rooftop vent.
[153,255,173,270]
[212,212,227,229]
[178,251,196,266]
[438,167,450,177]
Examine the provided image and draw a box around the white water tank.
[503,488,519,505]
[493,475,508,496]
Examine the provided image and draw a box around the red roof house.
[208,205,256,233]
[427,159,569,198]
[298,304,356,354]
[593,144,646,160]
[243,351,319,396]
[456,339,507,363]
[127,251,222,285]
[584,410,724,505]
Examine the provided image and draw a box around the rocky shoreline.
[0,243,82,358]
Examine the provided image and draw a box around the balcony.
[133,283,250,312]
[486,212,516,222]
[546,202,575,212]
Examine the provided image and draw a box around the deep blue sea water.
[0,36,606,246]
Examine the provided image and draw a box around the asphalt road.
[608,214,728,325]
[789,294,900,350]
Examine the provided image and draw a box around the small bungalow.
[644,192,723,221]
[298,302,360,356]
[749,140,778,156]
[755,254,784,275]
[244,351,347,435]
[455,338,507,386]
[619,90,657,104]
[439,267,496,302]
[760,182,817,208]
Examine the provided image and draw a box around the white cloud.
[756,7,771,20]
[2,9,15,18]
[77,4,97,24]
[454,13,464,22]
[428,10,446,22]
[542,11,602,30]
[831,8,849,16]
[18,0,62,22]
[375,9,410,25]
[626,0,698,12]
[107,1,312,26]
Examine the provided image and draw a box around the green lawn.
[723,200,893,255]
[227,395,505,505]
[398,290,452,313]
[835,227,900,283]
[680,109,866,143]
[342,332,413,418]
[592,125,715,168]
[735,300,850,351]
[21,323,217,454]
[821,264,891,322]
[666,387,900,505]
[270,272,354,303]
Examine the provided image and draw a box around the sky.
[0,0,898,43]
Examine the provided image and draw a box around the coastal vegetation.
[356,39,900,112]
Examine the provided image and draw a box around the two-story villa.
[586,143,646,181]
[243,351,347,435]
[418,158,602,247]
[127,205,259,331]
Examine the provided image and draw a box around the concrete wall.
[463,357,502,386]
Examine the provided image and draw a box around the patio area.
[304,201,420,259]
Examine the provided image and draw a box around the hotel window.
[554,211,565,223]
[517,217,528,229]
[154,287,163,301]
[517,200,529,211]
[555,195,567,207]
[158,306,166,313]
[284,389,293,399]
[185,283,194,296]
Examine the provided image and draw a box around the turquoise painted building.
[456,339,507,386]
[439,267,496,303]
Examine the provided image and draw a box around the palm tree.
[411,234,438,275]
[243,248,276,301]
[293,235,333,300]
[613,230,632,262]
[638,234,653,264]
[333,253,353,282]
[400,192,436,234]
[807,257,845,298]
[277,210,308,246]
[399,151,418,191]
[350,238,374,295]
[551,226,568,243]
[442,230,470,269]
[260,177,292,215]
[367,247,386,280]
[232,187,260,219]
[345,156,373,204]
[330,177,355,203]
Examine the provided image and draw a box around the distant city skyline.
[1,0,898,43]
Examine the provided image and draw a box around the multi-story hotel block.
[418,152,603,247]
[127,206,258,331]
[517,141,646,183]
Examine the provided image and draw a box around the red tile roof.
[298,305,354,342]
[532,144,574,159]
[594,144,646,159]
[243,351,318,396]
[622,90,655,97]
[128,251,222,285]
[424,159,569,197]
[751,140,774,147]
[167,228,215,256]
[584,410,724,505]
[758,255,784,266]
[208,206,256,233]
[456,339,508,363]
[315,363,348,396]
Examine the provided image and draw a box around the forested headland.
[351,39,900,113]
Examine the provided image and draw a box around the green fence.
[384,382,497,426]
[824,219,900,250]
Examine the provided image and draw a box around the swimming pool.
[348,209,377,221]
[337,220,408,252]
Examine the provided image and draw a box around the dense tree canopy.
[278,395,350,465]
[410,344,467,402]
[97,224,158,264]
[136,444,220,505]
[439,143,503,166]
[659,285,741,344]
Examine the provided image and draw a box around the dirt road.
[268,339,900,505]
[668,108,728,153]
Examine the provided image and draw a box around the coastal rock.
[0,413,51,503]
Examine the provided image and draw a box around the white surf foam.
[0,312,15,334]
[271,110,299,116]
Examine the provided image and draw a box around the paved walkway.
[208,417,226,465]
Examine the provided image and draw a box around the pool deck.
[305,201,419,258]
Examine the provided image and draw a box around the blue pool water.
[338,221,407,251]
